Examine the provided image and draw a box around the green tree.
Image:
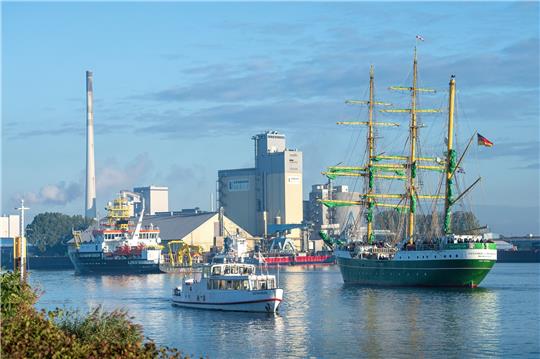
[26,213,94,255]
[1,271,188,358]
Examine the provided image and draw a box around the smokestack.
[85,71,97,220]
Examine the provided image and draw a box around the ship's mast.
[444,76,456,234]
[380,47,441,245]
[319,68,401,243]
[407,48,419,244]
[321,45,445,245]
[366,66,375,244]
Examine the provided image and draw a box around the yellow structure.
[167,240,203,267]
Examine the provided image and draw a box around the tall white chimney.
[85,71,97,219]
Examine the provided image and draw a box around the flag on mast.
[416,35,425,41]
[477,133,494,147]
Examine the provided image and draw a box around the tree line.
[26,213,94,255]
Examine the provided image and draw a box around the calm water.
[30,263,539,358]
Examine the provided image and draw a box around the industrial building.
[142,212,254,252]
[218,131,303,237]
[305,184,363,240]
[134,185,169,215]
[0,215,20,238]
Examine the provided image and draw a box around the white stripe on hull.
[336,248,497,261]
[394,249,497,261]
[171,298,281,312]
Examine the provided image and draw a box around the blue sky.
[2,2,539,235]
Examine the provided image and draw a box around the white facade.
[134,186,169,215]
[306,183,362,240]
[0,215,20,238]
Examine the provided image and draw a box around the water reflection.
[29,264,538,358]
[337,285,503,358]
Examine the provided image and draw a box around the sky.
[1,1,539,236]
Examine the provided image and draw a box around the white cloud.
[96,153,154,194]
[19,181,82,206]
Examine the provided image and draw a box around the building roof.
[142,212,217,241]
[218,168,256,176]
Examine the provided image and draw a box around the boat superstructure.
[171,262,283,312]
[69,191,163,274]
[321,47,496,287]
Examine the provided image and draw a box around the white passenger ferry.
[171,263,283,313]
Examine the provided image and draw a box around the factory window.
[228,179,249,192]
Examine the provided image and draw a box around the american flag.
[416,35,425,41]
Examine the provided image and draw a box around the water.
[30,263,539,358]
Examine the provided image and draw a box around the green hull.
[338,257,495,287]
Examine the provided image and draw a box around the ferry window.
[219,280,226,289]
[268,279,275,289]
[207,280,211,290]
[250,280,256,289]
[212,280,218,290]
[233,280,241,290]
[242,280,249,290]
[227,280,233,290]
[213,267,221,275]
[232,267,238,274]
[260,281,267,290]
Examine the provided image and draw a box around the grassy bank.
[1,271,188,358]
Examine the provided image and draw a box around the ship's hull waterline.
[68,252,161,275]
[337,257,496,287]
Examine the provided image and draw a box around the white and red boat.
[68,191,162,274]
[171,262,283,312]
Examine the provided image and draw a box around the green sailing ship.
[321,48,496,288]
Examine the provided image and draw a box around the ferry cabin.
[200,263,278,291]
